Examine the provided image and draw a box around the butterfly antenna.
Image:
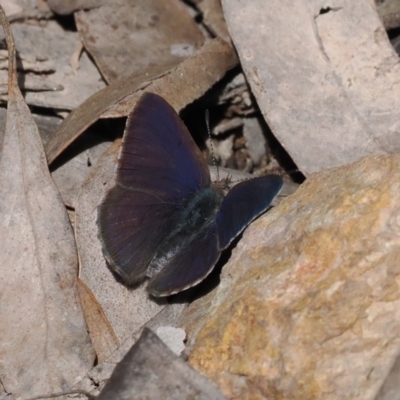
[205,109,219,181]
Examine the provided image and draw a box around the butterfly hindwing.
[146,223,220,296]
[216,175,283,250]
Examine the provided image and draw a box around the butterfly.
[97,92,283,297]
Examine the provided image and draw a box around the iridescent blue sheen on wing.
[117,93,210,199]
[216,175,283,250]
[98,93,211,286]
[98,92,283,296]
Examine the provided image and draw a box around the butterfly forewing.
[98,93,211,284]
[99,187,183,283]
[117,92,211,200]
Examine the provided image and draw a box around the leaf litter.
[0,6,94,398]
[75,0,205,83]
[0,0,293,397]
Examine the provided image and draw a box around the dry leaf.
[44,61,174,163]
[32,114,62,147]
[0,49,55,72]
[103,38,237,117]
[81,301,187,394]
[46,38,237,163]
[75,0,205,83]
[0,20,105,110]
[222,0,400,174]
[77,278,120,364]
[0,7,94,398]
[0,71,64,96]
[0,107,62,157]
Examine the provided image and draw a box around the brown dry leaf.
[1,106,104,209]
[103,37,237,117]
[44,61,175,163]
[75,0,205,83]
[77,278,120,364]
[75,140,166,360]
[46,38,237,163]
[0,7,95,398]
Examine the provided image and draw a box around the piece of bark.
[145,303,188,356]
[222,0,400,175]
[213,117,243,136]
[154,326,186,356]
[0,8,95,398]
[45,38,237,163]
[97,328,227,400]
[75,0,205,83]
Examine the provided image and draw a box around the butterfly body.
[98,92,283,296]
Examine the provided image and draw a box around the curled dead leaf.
[0,7,95,398]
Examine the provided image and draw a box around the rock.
[183,153,400,399]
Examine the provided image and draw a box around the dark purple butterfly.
[98,93,283,297]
